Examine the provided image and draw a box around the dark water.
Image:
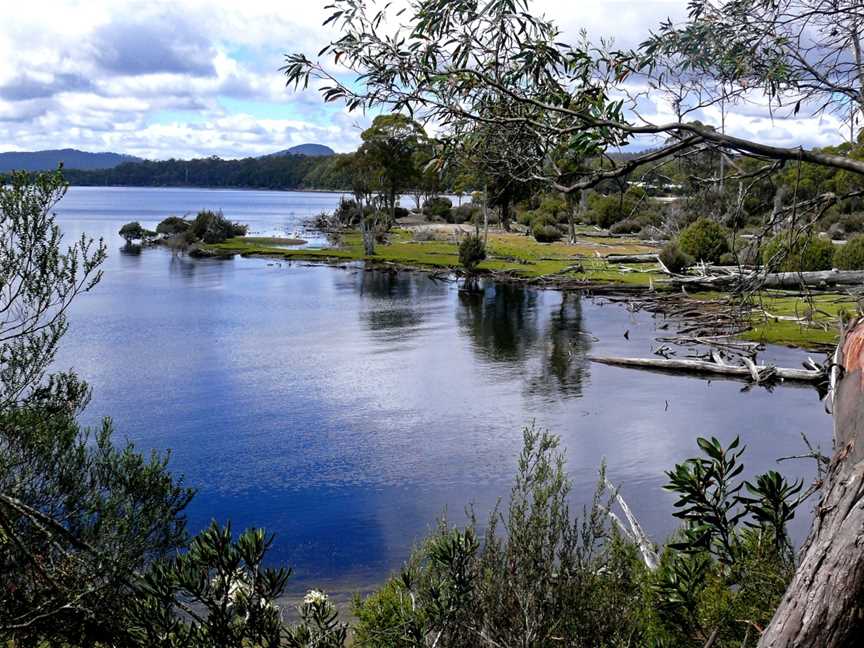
[54,187,832,593]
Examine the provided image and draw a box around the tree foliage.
[0,170,105,409]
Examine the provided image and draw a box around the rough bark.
[759,319,864,647]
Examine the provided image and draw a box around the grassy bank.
[209,227,661,284]
[207,228,858,350]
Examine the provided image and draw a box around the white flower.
[228,573,252,603]
[303,589,328,606]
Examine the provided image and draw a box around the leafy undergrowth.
[208,228,662,286]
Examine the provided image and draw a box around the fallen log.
[661,268,864,290]
[758,319,864,647]
[603,253,659,263]
[588,355,823,383]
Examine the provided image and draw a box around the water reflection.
[352,270,449,339]
[528,292,590,397]
[457,282,540,363]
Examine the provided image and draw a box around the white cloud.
[0,0,850,159]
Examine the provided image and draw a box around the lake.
[54,186,832,594]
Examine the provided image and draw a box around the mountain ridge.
[0,148,143,172]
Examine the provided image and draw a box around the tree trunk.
[566,191,579,244]
[483,184,489,245]
[759,318,864,647]
[501,199,511,232]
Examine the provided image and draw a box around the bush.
[610,218,642,235]
[532,214,562,242]
[451,204,481,224]
[533,222,562,242]
[189,210,248,244]
[762,233,835,272]
[333,198,361,226]
[676,218,730,262]
[394,206,410,219]
[587,188,646,229]
[1,380,194,643]
[834,234,864,269]
[517,209,536,226]
[659,242,692,273]
[119,221,156,243]
[422,196,453,221]
[156,216,190,236]
[352,429,798,648]
[459,234,487,273]
[590,194,628,228]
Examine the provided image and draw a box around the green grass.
[208,228,662,286]
[240,236,307,246]
[689,290,859,349]
[740,292,858,349]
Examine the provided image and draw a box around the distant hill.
[265,143,335,158]
[0,149,143,172]
[62,152,355,191]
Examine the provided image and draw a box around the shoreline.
[202,227,852,352]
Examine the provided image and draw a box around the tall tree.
[358,114,426,225]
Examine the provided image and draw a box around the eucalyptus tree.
[358,113,426,224]
[283,0,864,212]
[283,1,864,644]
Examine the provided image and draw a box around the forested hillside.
[63,153,356,190]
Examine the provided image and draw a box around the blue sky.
[0,0,850,160]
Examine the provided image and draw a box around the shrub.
[610,218,642,234]
[352,429,799,648]
[676,218,730,262]
[451,204,481,224]
[834,235,864,270]
[118,221,156,243]
[532,214,562,242]
[517,209,536,226]
[762,233,835,272]
[189,210,248,244]
[394,206,410,219]
[333,198,361,226]
[659,242,692,273]
[422,196,453,220]
[587,188,646,229]
[590,194,628,228]
[156,216,190,236]
[459,234,487,273]
[533,224,562,243]
[119,221,143,242]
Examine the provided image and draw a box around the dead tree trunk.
[759,319,864,647]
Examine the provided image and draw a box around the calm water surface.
[54,186,832,593]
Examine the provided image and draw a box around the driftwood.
[758,319,864,647]
[662,268,864,290]
[589,355,823,384]
[603,253,659,264]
